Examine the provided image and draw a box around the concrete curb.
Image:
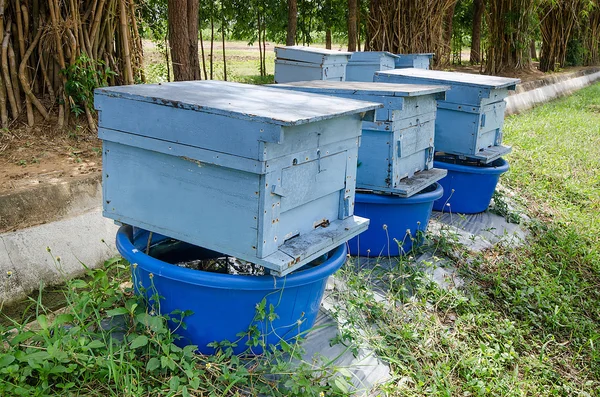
[506,68,600,115]
[0,208,118,305]
[0,174,102,233]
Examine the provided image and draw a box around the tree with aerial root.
[0,0,144,131]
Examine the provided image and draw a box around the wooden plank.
[357,168,448,197]
[99,127,267,175]
[275,46,352,65]
[272,80,449,97]
[95,80,381,127]
[263,116,362,161]
[377,68,520,89]
[279,152,347,212]
[266,215,369,276]
[102,141,261,258]
[471,145,512,163]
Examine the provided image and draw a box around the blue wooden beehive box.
[374,68,521,162]
[395,54,434,70]
[345,51,398,82]
[274,46,352,83]
[95,81,381,276]
[270,81,450,197]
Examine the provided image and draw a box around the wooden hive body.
[95,81,381,275]
[346,52,398,82]
[274,46,352,83]
[394,54,434,70]
[270,81,450,197]
[374,68,520,162]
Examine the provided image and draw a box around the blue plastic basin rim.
[356,182,443,205]
[116,225,347,291]
[434,158,509,175]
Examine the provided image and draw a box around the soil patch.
[0,118,102,194]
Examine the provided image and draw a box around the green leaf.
[54,314,74,325]
[333,377,350,394]
[49,365,70,374]
[87,340,105,349]
[106,307,129,317]
[10,331,36,345]
[189,378,200,390]
[337,368,353,378]
[146,357,160,372]
[169,376,180,392]
[37,315,48,330]
[0,354,15,368]
[130,335,149,349]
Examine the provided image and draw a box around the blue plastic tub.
[116,225,347,355]
[348,183,443,257]
[432,157,509,214]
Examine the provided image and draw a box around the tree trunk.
[347,0,357,51]
[325,28,332,49]
[530,39,537,59]
[286,0,296,46]
[186,0,200,80]
[441,1,457,65]
[167,0,200,81]
[470,0,483,64]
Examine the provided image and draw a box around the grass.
[327,83,600,396]
[1,59,600,394]
[143,39,277,84]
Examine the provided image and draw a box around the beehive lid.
[95,80,381,127]
[275,46,352,64]
[376,68,520,89]
[272,80,449,98]
[349,51,399,62]
[396,53,434,58]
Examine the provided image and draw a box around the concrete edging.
[506,68,600,115]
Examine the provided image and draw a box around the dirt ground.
[0,43,596,197]
[0,117,101,194]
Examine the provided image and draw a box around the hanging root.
[0,0,142,128]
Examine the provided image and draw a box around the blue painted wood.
[274,46,352,83]
[346,52,398,82]
[274,60,347,83]
[270,80,447,122]
[394,54,434,69]
[275,46,352,64]
[374,68,519,105]
[269,81,449,196]
[374,68,520,160]
[96,80,381,275]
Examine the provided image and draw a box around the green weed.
[0,256,355,396]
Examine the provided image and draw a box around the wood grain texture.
[95,80,381,127]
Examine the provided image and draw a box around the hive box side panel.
[275,46,351,64]
[391,96,437,121]
[345,64,377,82]
[345,61,395,83]
[434,108,478,155]
[374,74,490,105]
[263,116,362,161]
[356,129,393,190]
[102,141,261,258]
[97,97,282,161]
[394,119,435,181]
[275,60,346,83]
